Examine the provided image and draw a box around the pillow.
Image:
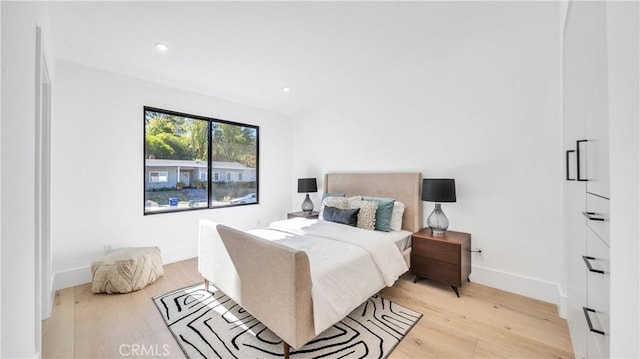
[319,196,349,220]
[321,192,345,201]
[323,206,360,227]
[390,201,406,231]
[346,195,363,208]
[363,196,395,232]
[350,200,378,230]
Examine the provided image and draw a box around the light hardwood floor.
[43,258,574,358]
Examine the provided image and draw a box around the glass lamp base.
[301,193,314,213]
[427,203,449,236]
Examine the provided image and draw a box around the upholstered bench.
[91,247,164,294]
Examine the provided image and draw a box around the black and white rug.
[153,283,422,359]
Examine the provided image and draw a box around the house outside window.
[144,107,259,214]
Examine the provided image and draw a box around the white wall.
[291,2,564,305]
[51,61,293,289]
[607,2,640,357]
[0,2,3,355]
[1,2,54,357]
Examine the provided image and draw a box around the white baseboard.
[471,264,566,317]
[160,244,198,265]
[52,244,198,291]
[52,265,92,291]
[557,292,567,319]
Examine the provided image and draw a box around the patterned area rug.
[153,283,422,359]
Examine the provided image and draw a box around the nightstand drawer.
[411,256,461,286]
[412,237,460,265]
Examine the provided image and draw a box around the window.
[149,171,168,183]
[144,107,259,214]
[226,172,243,181]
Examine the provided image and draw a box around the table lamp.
[297,178,318,213]
[422,178,456,235]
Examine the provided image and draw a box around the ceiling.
[47,2,552,116]
[46,1,453,115]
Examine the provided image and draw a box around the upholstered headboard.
[324,172,423,233]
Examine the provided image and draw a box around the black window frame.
[143,106,259,215]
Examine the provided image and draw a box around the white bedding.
[269,218,408,285]
[388,229,413,251]
[250,218,409,334]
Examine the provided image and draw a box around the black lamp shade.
[297,178,318,193]
[422,179,456,202]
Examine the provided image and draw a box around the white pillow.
[346,195,363,208]
[389,201,406,231]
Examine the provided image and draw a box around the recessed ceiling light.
[282,87,291,92]
[155,42,169,52]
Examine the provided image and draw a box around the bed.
[198,172,423,357]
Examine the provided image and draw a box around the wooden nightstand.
[411,228,471,297]
[287,211,319,219]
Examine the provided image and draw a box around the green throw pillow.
[322,192,346,201]
[363,196,395,232]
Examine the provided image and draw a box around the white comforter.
[248,218,408,334]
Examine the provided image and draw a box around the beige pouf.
[91,247,164,294]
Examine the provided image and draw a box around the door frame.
[34,26,53,354]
